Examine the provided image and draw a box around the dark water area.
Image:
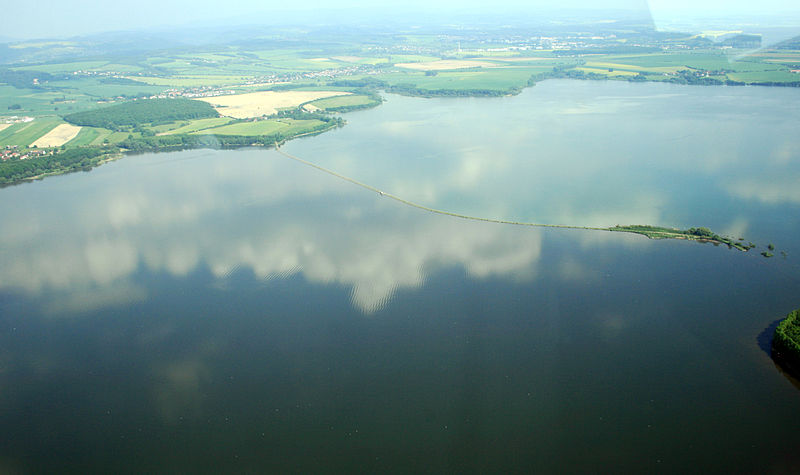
[1,81,800,473]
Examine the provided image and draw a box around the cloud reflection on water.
[2,81,799,315]
[0,150,547,314]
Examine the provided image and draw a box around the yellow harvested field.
[0,124,11,132]
[30,124,82,147]
[198,91,350,118]
[585,61,681,74]
[395,60,497,71]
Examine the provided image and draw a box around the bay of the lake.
[1,80,799,473]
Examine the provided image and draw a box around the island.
[772,308,800,379]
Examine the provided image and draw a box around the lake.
[1,80,799,473]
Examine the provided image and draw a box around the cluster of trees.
[307,93,383,114]
[119,117,341,152]
[328,78,386,89]
[63,98,219,130]
[686,227,754,250]
[551,68,607,81]
[749,81,800,88]
[0,146,111,185]
[118,134,275,151]
[386,83,512,98]
[773,308,800,378]
[272,109,338,122]
[687,227,714,237]
[664,70,726,86]
[327,77,518,98]
[0,68,56,89]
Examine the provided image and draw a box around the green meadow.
[65,127,101,146]
[155,117,234,135]
[307,95,377,110]
[197,119,328,136]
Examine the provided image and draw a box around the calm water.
[1,80,799,473]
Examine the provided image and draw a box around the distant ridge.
[774,34,800,49]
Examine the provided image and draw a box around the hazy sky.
[4,0,800,40]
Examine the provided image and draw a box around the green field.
[61,127,140,146]
[307,95,376,110]
[598,52,784,73]
[158,117,234,134]
[46,77,168,98]
[583,61,682,74]
[0,118,63,147]
[387,55,442,63]
[65,127,101,146]
[0,85,84,116]
[198,119,327,136]
[378,66,553,91]
[12,61,110,74]
[728,70,800,82]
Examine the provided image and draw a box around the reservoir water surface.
[1,80,799,473]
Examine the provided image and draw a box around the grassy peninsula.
[610,225,752,251]
[773,309,800,378]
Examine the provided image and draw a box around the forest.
[63,98,219,130]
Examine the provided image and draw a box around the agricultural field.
[45,77,168,99]
[395,60,499,71]
[0,85,76,116]
[0,118,63,147]
[385,54,442,63]
[377,66,554,92]
[331,56,389,65]
[198,90,351,118]
[11,61,111,74]
[728,70,800,82]
[488,56,562,64]
[196,118,327,136]
[155,117,234,135]
[582,60,682,74]
[64,126,102,146]
[577,67,639,77]
[61,127,139,146]
[594,52,782,73]
[30,123,81,147]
